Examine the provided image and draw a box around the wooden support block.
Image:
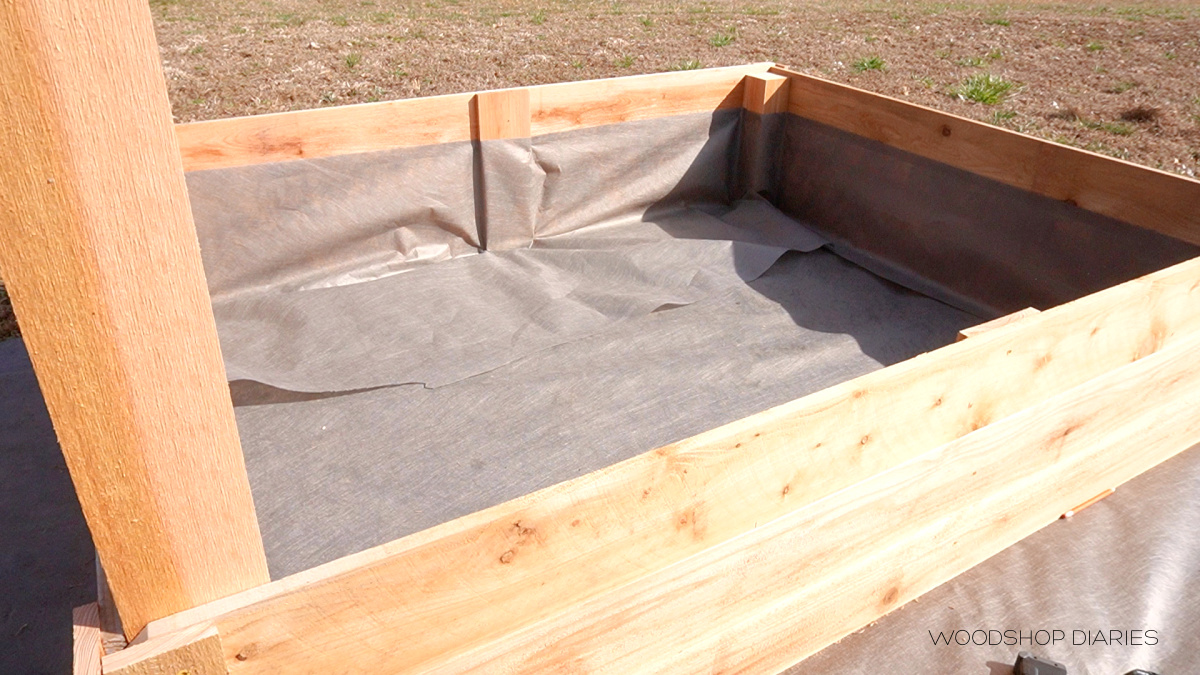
[473,88,531,141]
[73,604,102,675]
[104,623,225,675]
[743,72,790,115]
[957,307,1042,341]
[0,0,269,637]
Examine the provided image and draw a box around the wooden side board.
[104,623,224,675]
[769,65,1200,246]
[0,0,269,639]
[132,254,1200,674]
[440,326,1200,674]
[176,63,772,171]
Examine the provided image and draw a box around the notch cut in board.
[957,307,1042,341]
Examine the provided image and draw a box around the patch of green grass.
[670,59,703,71]
[744,6,780,15]
[987,48,1003,60]
[852,55,886,72]
[615,54,635,68]
[344,52,362,69]
[952,73,1016,105]
[989,109,1016,125]
[1080,119,1134,135]
[710,27,737,47]
[188,44,205,55]
[371,11,394,23]
[1085,41,1104,51]
[865,35,878,43]
[531,9,546,25]
[984,16,1011,26]
[639,16,653,27]
[956,56,984,67]
[1165,51,1177,60]
[272,12,307,27]
[231,25,247,34]
[1106,80,1138,94]
[569,59,585,69]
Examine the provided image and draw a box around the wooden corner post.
[0,0,270,637]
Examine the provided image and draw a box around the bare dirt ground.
[1,0,1197,340]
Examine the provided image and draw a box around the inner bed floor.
[232,247,978,578]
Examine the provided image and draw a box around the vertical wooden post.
[473,88,532,141]
[0,0,270,637]
[742,72,789,115]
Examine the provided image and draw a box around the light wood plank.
[176,92,474,172]
[176,63,773,171]
[140,255,1200,674]
[105,623,225,675]
[743,72,790,115]
[72,604,102,675]
[444,325,1200,674]
[957,307,1042,341]
[0,0,269,637]
[473,88,531,141]
[769,65,1200,246]
[528,62,771,136]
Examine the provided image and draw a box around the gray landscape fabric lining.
[5,103,1199,674]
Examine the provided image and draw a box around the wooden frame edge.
[175,63,774,172]
[768,65,1200,245]
[131,254,1200,673]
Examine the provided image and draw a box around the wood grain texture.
[473,88,531,140]
[72,604,102,675]
[957,307,1042,341]
[105,623,225,675]
[175,63,773,171]
[742,72,789,115]
[528,62,770,136]
[96,559,128,654]
[442,327,1200,675]
[0,0,269,637]
[769,65,1200,246]
[141,255,1200,674]
[176,91,474,171]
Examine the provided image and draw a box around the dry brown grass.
[156,0,1200,173]
[2,0,1198,341]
